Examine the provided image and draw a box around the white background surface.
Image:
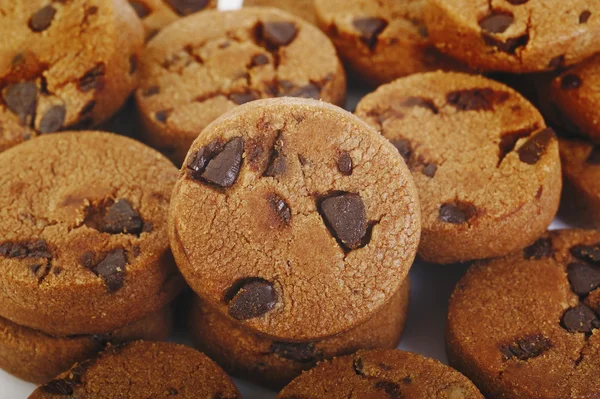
[0,1,570,397]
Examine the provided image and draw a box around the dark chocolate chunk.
[286,83,321,100]
[79,64,106,92]
[447,88,509,111]
[561,304,600,333]
[0,240,51,259]
[261,21,298,49]
[100,200,143,235]
[353,17,388,49]
[571,243,600,263]
[264,133,286,177]
[567,262,600,296]
[479,11,514,34]
[500,334,552,360]
[580,10,592,24]
[507,0,529,4]
[39,105,66,134]
[129,1,151,18]
[439,203,473,224]
[93,249,128,293]
[29,5,57,32]
[517,128,555,165]
[43,379,74,395]
[561,74,583,90]
[401,97,438,114]
[423,163,437,178]
[166,0,210,16]
[200,137,244,187]
[391,139,412,165]
[319,193,367,250]
[4,82,38,124]
[168,387,179,395]
[270,342,320,363]
[338,152,353,175]
[250,54,269,67]
[482,32,529,54]
[497,127,537,165]
[523,237,553,259]
[267,194,291,226]
[155,110,170,123]
[227,279,277,320]
[373,380,403,399]
[229,92,258,105]
[188,139,223,179]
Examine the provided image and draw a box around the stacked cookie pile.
[2,0,600,398]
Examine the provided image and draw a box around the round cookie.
[557,138,600,229]
[127,0,217,41]
[447,229,600,399]
[355,71,561,264]
[537,54,600,142]
[243,1,317,25]
[0,305,173,385]
[29,341,241,399]
[277,349,484,399]
[136,8,347,165]
[169,98,420,341]
[0,0,144,153]
[0,132,183,336]
[190,278,410,388]
[424,0,600,73]
[313,0,466,87]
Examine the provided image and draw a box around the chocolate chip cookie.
[0,132,183,336]
[0,0,144,153]
[447,229,600,399]
[355,71,561,264]
[243,0,317,25]
[277,349,484,399]
[0,305,172,384]
[170,98,420,341]
[136,8,347,165]
[424,0,600,73]
[128,0,217,41]
[536,54,600,142]
[313,0,466,87]
[190,278,410,388]
[558,137,600,229]
[29,341,241,399]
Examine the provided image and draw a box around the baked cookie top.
[170,98,420,341]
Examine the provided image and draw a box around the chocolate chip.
[586,146,600,164]
[423,163,437,178]
[43,379,74,395]
[251,54,269,67]
[391,139,412,165]
[227,279,277,320]
[100,200,143,235]
[142,86,160,97]
[401,97,438,114]
[286,83,321,100]
[482,32,529,54]
[338,152,353,175]
[4,82,38,123]
[93,249,127,293]
[39,105,66,134]
[229,92,258,105]
[29,5,57,32]
[561,74,582,90]
[129,55,138,74]
[580,10,592,24]
[79,64,106,92]
[500,334,552,360]
[506,0,528,4]
[168,387,179,395]
[353,17,388,49]
[130,1,151,18]
[567,262,600,296]
[571,243,600,263]
[198,137,244,187]
[267,194,291,226]
[0,240,51,259]
[264,132,287,177]
[447,88,509,111]
[319,193,367,250]
[439,203,473,224]
[523,237,553,259]
[561,304,600,333]
[373,381,403,399]
[261,21,298,49]
[498,127,537,165]
[155,110,170,123]
[479,11,514,34]
[548,55,565,69]
[517,128,555,165]
[166,0,210,16]
[270,342,320,363]
[352,357,365,377]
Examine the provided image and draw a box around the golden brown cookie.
[29,341,241,399]
[170,98,420,341]
[278,349,484,399]
[313,0,465,87]
[356,71,561,264]
[243,1,317,25]
[0,0,143,153]
[558,137,600,229]
[424,0,600,73]
[136,8,347,165]
[447,229,600,399]
[0,132,183,336]
[0,305,173,385]
[190,278,410,389]
[127,0,217,41]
